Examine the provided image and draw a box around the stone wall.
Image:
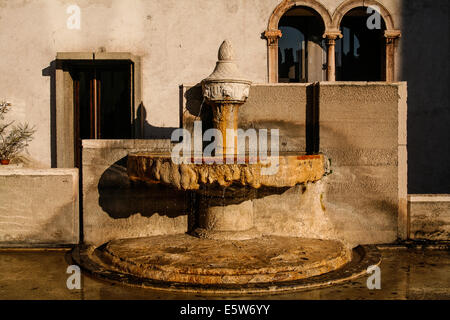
[4,82,447,247]
[182,82,408,246]
[409,195,450,241]
[182,83,310,152]
[0,0,402,166]
[81,140,188,245]
[319,82,407,244]
[0,168,79,246]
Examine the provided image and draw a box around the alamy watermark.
[66,265,81,290]
[366,5,382,30]
[66,5,81,30]
[170,121,280,175]
[366,265,381,290]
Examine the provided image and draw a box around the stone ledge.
[0,168,78,177]
[82,139,171,150]
[408,194,450,202]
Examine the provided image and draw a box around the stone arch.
[331,0,395,31]
[264,0,333,83]
[267,0,333,33]
[331,0,401,82]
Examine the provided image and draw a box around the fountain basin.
[127,153,327,240]
[127,153,326,191]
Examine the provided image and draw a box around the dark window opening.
[336,7,386,81]
[70,60,134,167]
[278,7,326,83]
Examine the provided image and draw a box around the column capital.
[384,30,402,43]
[323,31,343,41]
[384,30,402,39]
[264,29,282,46]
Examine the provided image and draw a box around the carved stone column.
[264,29,282,83]
[202,40,252,159]
[324,32,342,82]
[384,30,401,82]
[199,40,256,239]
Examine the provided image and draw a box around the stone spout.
[201,40,252,158]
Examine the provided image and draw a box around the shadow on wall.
[97,157,292,234]
[183,84,213,134]
[135,103,178,139]
[182,83,320,154]
[97,157,192,220]
[42,61,57,168]
[401,0,449,193]
[184,84,203,118]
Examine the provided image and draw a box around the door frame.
[54,52,141,168]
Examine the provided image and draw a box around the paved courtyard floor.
[0,247,448,300]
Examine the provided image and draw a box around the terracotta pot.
[0,159,10,165]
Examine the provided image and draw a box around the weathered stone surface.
[253,181,339,241]
[0,169,79,246]
[82,140,188,246]
[183,84,309,153]
[95,234,352,285]
[128,152,326,240]
[318,83,406,246]
[202,40,251,104]
[127,153,325,190]
[73,242,380,294]
[409,195,450,240]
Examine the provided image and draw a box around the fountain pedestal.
[191,40,257,239]
[195,196,258,240]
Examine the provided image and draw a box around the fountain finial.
[218,40,234,61]
[202,40,252,103]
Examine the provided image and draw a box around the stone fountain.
[128,40,325,241]
[73,41,380,294]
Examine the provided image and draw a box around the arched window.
[335,7,386,81]
[265,0,400,82]
[278,7,326,83]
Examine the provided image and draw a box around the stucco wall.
[0,168,79,246]
[0,0,402,166]
[0,0,447,192]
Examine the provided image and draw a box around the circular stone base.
[72,235,381,294]
[192,227,261,240]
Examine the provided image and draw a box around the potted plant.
[0,100,35,165]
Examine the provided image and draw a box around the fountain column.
[201,40,252,159]
[194,40,258,240]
